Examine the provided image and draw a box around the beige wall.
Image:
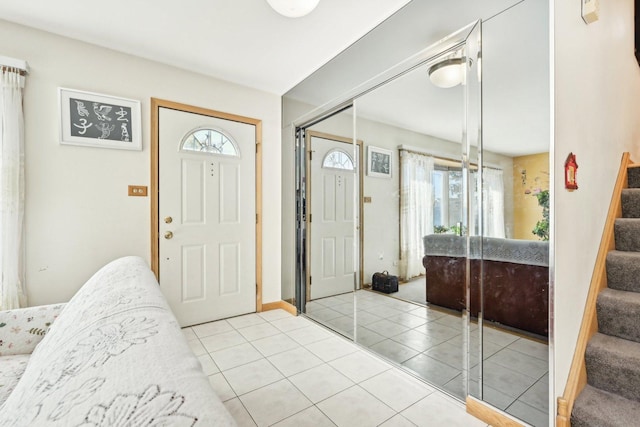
[0,19,282,306]
[554,0,640,412]
[512,152,550,240]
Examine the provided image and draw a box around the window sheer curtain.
[0,67,26,309]
[484,168,505,238]
[470,167,505,238]
[400,151,434,280]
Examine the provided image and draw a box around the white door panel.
[310,136,358,300]
[159,107,256,326]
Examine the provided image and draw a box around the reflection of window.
[432,165,505,237]
[432,166,463,228]
[322,149,355,170]
[180,128,239,156]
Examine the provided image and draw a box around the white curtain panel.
[470,170,479,236]
[400,151,434,280]
[0,68,26,309]
[469,168,505,238]
[483,168,506,238]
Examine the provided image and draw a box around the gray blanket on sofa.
[423,234,549,267]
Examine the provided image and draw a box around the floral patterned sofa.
[0,256,235,426]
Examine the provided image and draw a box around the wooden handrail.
[557,152,633,426]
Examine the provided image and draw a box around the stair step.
[606,251,640,292]
[597,288,640,343]
[628,166,640,189]
[622,188,640,218]
[572,384,640,427]
[614,218,640,252]
[584,332,640,402]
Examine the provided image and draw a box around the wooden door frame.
[305,130,365,302]
[150,98,263,312]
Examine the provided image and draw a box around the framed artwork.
[58,87,142,150]
[367,146,392,178]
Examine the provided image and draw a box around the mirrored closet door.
[294,20,481,403]
[283,2,551,426]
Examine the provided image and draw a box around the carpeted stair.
[572,165,640,427]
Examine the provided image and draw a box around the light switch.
[128,185,148,197]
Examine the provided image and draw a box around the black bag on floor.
[372,271,399,294]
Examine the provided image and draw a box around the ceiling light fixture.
[428,57,466,88]
[266,0,320,18]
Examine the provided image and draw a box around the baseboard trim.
[261,300,297,316]
[557,397,570,427]
[466,396,525,427]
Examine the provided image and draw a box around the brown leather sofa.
[422,234,549,337]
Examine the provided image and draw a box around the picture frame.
[58,87,142,151]
[367,146,392,178]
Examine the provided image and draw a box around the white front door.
[158,106,256,326]
[309,136,358,300]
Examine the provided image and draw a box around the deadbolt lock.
[164,216,173,224]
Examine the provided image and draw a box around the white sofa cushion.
[0,256,236,426]
[0,354,30,406]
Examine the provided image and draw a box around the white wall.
[0,19,282,306]
[554,0,640,405]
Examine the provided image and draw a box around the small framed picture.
[58,87,142,150]
[367,146,392,178]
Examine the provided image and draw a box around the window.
[322,149,355,170]
[180,128,239,156]
[432,164,505,237]
[432,166,463,230]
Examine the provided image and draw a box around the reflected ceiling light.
[428,57,466,88]
[266,0,320,17]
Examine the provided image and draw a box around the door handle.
[164,231,174,240]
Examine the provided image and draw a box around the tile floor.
[305,289,549,427]
[393,277,427,306]
[183,309,489,427]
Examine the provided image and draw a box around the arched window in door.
[180,127,240,156]
[322,149,355,170]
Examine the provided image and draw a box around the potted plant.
[532,189,549,241]
[433,225,449,234]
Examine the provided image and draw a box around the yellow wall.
[512,153,549,240]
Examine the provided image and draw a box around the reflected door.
[308,136,357,300]
[158,106,256,326]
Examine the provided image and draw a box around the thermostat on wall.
[582,0,599,24]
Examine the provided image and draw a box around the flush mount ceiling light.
[428,57,466,88]
[266,0,320,17]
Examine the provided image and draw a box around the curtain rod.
[398,147,502,171]
[399,147,459,164]
[0,55,29,75]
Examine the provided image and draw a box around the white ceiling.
[0,0,411,95]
